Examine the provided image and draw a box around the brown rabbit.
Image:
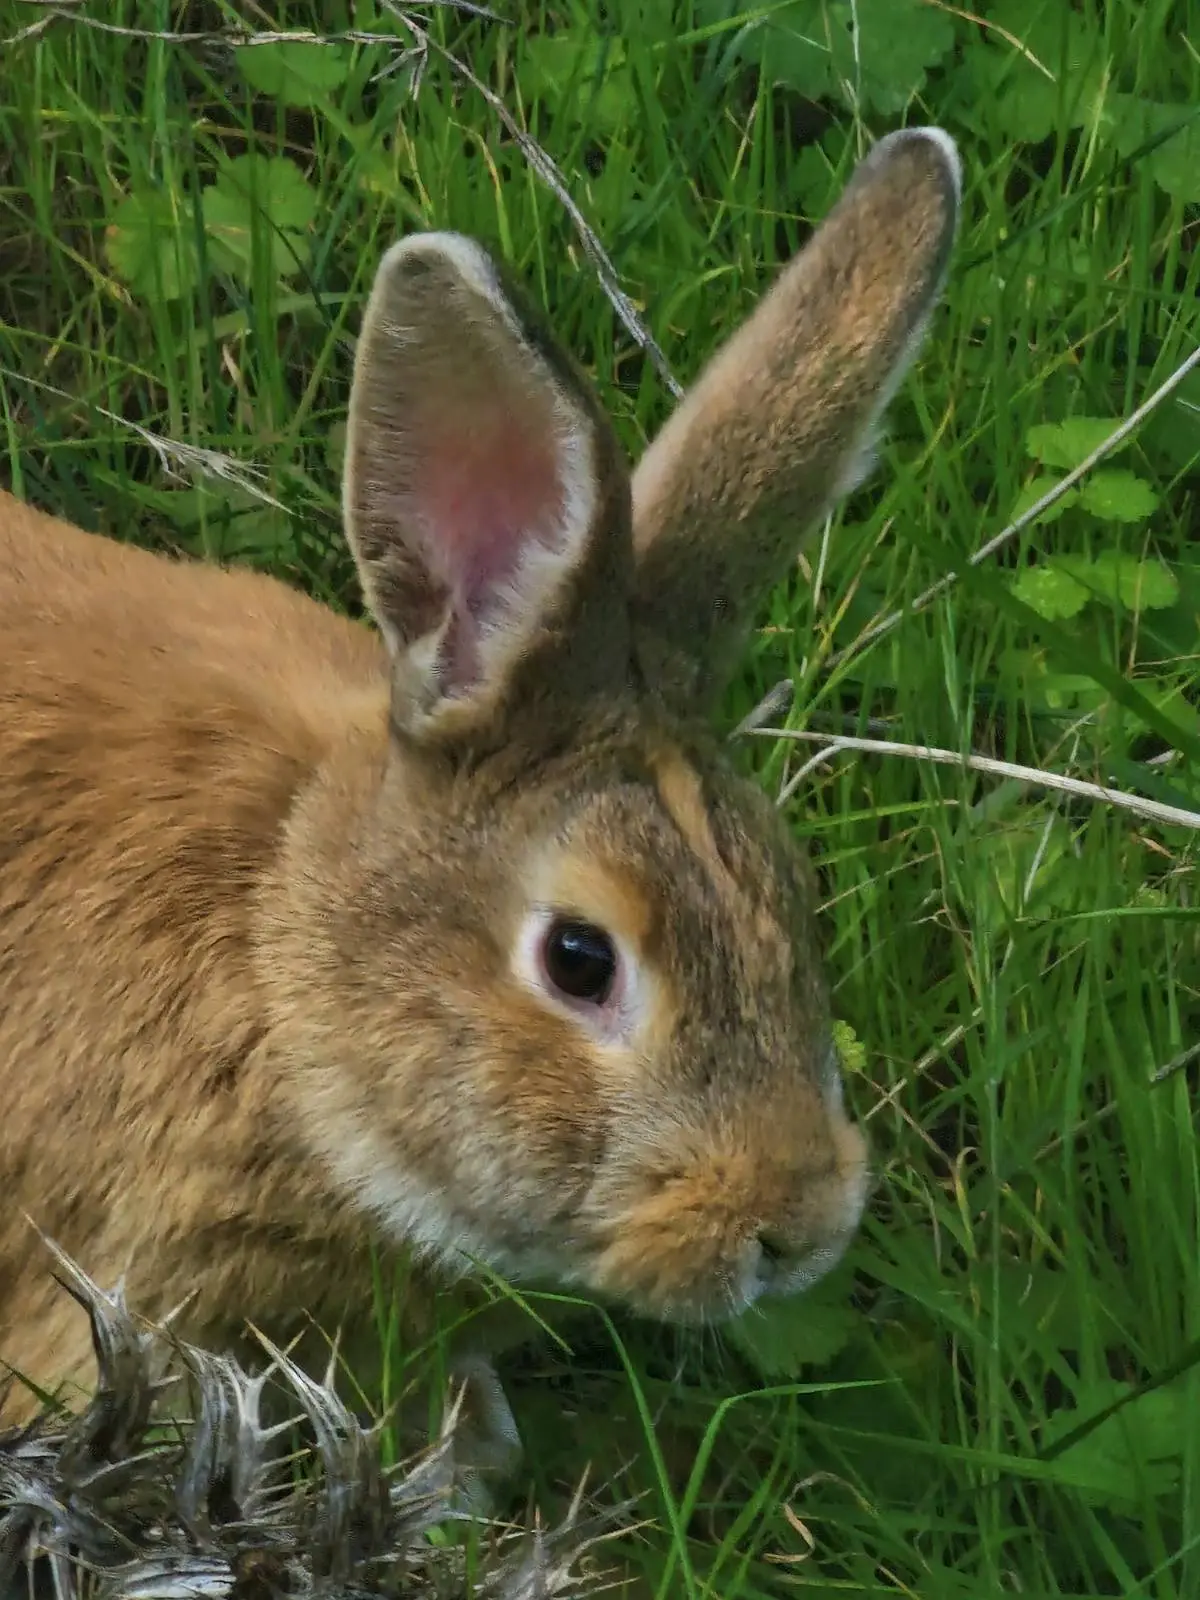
[0,129,960,1424]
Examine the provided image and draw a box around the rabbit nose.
[751,1228,804,1293]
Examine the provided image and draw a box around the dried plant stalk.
[1,1242,624,1600]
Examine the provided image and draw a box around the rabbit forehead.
[518,734,793,898]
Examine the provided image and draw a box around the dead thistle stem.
[1,1241,631,1600]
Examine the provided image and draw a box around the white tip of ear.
[907,127,963,199]
[373,231,511,321]
[868,126,962,203]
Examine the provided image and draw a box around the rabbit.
[0,127,960,1432]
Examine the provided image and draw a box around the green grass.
[2,0,1198,1595]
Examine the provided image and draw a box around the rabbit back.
[0,491,400,1411]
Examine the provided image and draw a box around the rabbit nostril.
[754,1229,792,1274]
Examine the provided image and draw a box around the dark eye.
[541,919,618,1005]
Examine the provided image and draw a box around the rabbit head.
[260,129,960,1326]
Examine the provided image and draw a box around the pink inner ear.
[424,419,564,609]
[412,387,569,687]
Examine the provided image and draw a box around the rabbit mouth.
[578,1226,861,1327]
[571,1123,871,1325]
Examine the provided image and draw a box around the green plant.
[1,1,1196,1595]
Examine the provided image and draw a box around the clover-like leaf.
[825,0,956,116]
[726,1267,861,1379]
[1025,418,1123,470]
[1009,473,1079,526]
[1105,95,1200,202]
[1077,470,1161,523]
[235,41,352,107]
[105,190,199,302]
[1088,550,1179,610]
[1011,563,1091,621]
[202,155,318,282]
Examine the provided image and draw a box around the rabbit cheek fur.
[0,127,960,1407]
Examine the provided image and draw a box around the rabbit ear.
[344,233,631,737]
[630,128,961,710]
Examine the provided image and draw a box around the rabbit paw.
[444,1353,523,1516]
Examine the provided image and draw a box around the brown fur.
[0,496,399,1409]
[0,130,960,1418]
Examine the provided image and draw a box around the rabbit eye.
[541,918,617,1005]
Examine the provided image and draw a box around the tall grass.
[1,2,1197,1594]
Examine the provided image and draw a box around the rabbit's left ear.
[343,233,632,739]
[630,128,961,712]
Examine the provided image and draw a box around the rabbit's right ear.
[343,234,632,740]
[630,128,961,712]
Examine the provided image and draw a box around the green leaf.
[740,0,954,113]
[1137,683,1200,741]
[1009,473,1079,526]
[1011,563,1090,621]
[202,156,318,282]
[1105,95,1200,202]
[968,816,1080,935]
[1032,551,1181,615]
[1042,1380,1188,1511]
[790,144,838,213]
[974,1261,1081,1351]
[124,479,294,563]
[1077,470,1161,523]
[1025,417,1122,470]
[831,1019,866,1076]
[235,41,352,107]
[726,1269,860,1378]
[759,24,833,102]
[522,36,633,131]
[824,0,956,116]
[105,190,198,302]
[325,419,347,478]
[342,123,400,198]
[1140,367,1200,472]
[992,63,1104,145]
[722,2,833,102]
[1039,674,1107,712]
[970,3,1106,141]
[1088,551,1179,610]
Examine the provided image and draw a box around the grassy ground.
[1,1,1198,1595]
